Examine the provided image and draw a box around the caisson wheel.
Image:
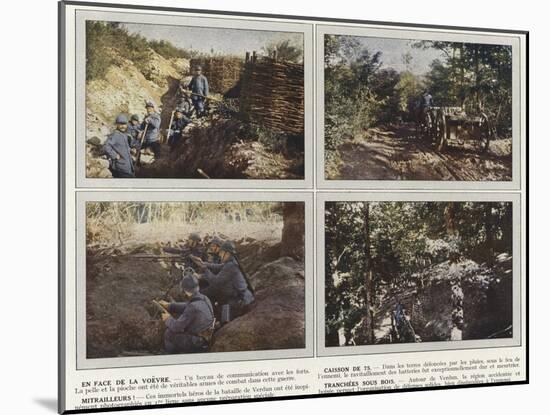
[436,113,447,151]
[477,113,492,153]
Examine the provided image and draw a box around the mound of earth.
[137,117,304,179]
[211,257,305,352]
[351,255,512,345]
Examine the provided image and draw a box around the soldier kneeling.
[191,241,255,325]
[159,274,215,354]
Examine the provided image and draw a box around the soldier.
[191,241,255,323]
[168,107,191,149]
[163,232,206,268]
[187,65,209,117]
[206,235,223,264]
[140,101,162,159]
[158,274,215,354]
[420,90,433,111]
[176,85,194,116]
[127,114,141,142]
[102,114,139,178]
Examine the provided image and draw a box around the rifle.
[166,110,175,145]
[187,91,220,102]
[186,91,236,114]
[92,254,181,262]
[136,122,148,167]
[234,255,255,295]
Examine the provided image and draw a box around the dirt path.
[334,123,512,181]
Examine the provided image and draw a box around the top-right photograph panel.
[317,25,524,189]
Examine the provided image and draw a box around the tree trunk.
[444,202,457,237]
[484,203,495,266]
[281,202,305,260]
[445,202,463,340]
[364,203,375,344]
[474,45,480,109]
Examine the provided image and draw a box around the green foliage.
[262,39,303,63]
[324,36,423,170]
[86,21,193,81]
[324,35,385,170]
[396,70,424,121]
[148,39,199,60]
[416,41,513,136]
[325,201,513,344]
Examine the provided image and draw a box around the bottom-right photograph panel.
[317,193,522,357]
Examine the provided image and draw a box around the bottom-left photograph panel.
[71,192,313,369]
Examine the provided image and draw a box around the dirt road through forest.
[332,124,512,181]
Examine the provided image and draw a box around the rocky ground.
[86,235,305,358]
[350,254,513,345]
[329,123,513,181]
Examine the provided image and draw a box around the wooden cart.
[418,106,494,152]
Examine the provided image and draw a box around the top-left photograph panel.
[62,4,314,188]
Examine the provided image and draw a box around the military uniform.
[168,115,191,148]
[103,117,139,178]
[164,292,214,353]
[206,236,223,264]
[201,258,254,317]
[141,109,162,158]
[163,244,206,269]
[206,252,222,264]
[127,115,142,143]
[188,74,209,116]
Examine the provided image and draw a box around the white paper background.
[0,1,544,415]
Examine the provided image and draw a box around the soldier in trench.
[162,232,207,269]
[168,107,191,150]
[187,65,209,117]
[190,241,255,324]
[206,235,224,264]
[102,114,140,178]
[127,114,141,142]
[158,274,215,353]
[139,101,162,159]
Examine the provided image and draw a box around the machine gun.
[151,299,169,314]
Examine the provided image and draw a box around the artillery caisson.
[417,106,495,153]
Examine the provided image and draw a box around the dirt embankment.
[86,238,305,358]
[86,47,187,178]
[137,117,304,179]
[331,124,512,181]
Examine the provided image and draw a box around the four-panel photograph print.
[60,2,527,409]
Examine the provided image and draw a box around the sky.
[354,37,446,76]
[123,23,304,57]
